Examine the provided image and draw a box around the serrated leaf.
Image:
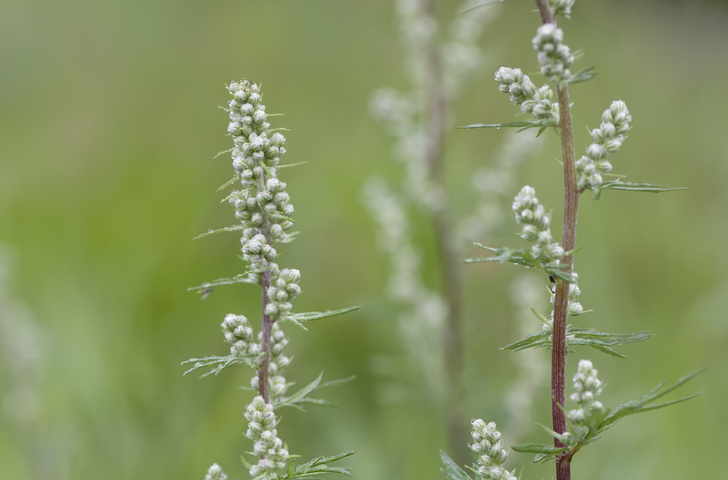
[598,369,704,433]
[439,450,473,480]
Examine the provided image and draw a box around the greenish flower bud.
[533,23,574,83]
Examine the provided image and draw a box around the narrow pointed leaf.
[600,181,686,193]
[458,120,541,130]
[439,450,473,480]
[287,306,361,323]
[193,225,246,240]
[511,443,567,455]
[566,66,597,84]
[501,331,551,351]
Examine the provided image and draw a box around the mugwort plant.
[185,80,357,480]
[440,2,702,480]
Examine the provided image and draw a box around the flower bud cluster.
[495,67,559,127]
[227,80,295,278]
[470,420,517,480]
[549,0,575,17]
[222,313,260,358]
[512,186,564,262]
[564,359,607,445]
[576,100,632,193]
[244,396,290,477]
[204,464,227,480]
[265,268,302,321]
[251,322,291,400]
[532,24,574,84]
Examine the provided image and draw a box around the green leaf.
[566,66,597,84]
[595,181,686,199]
[466,244,577,283]
[274,372,355,410]
[193,225,246,240]
[286,306,361,323]
[181,354,258,377]
[598,369,704,433]
[278,161,309,169]
[287,451,355,479]
[511,443,568,455]
[567,328,652,357]
[459,0,506,16]
[501,331,551,351]
[188,274,252,295]
[457,120,542,131]
[439,450,473,480]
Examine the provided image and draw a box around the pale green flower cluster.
[512,185,564,262]
[495,67,559,127]
[564,359,607,445]
[222,313,260,359]
[470,420,517,480]
[251,322,291,399]
[227,80,294,281]
[204,464,227,480]
[576,100,632,193]
[245,396,290,478]
[532,23,574,84]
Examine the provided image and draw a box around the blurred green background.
[1,0,726,479]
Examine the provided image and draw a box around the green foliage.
[440,450,474,480]
[466,244,577,282]
[284,451,355,480]
[274,372,356,411]
[512,369,704,463]
[502,325,652,358]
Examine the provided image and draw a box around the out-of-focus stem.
[419,0,467,465]
[534,2,579,480]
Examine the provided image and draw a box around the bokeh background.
[1,0,726,479]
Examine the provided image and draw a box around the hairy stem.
[419,0,467,463]
[534,2,579,479]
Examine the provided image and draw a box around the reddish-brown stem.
[534,2,580,480]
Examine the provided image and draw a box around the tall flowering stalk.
[186,80,356,480]
[440,2,701,480]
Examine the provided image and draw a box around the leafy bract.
[466,244,577,283]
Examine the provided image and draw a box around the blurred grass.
[1,0,726,479]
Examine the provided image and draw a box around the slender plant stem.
[259,268,273,404]
[534,2,579,480]
[419,0,467,463]
[258,213,275,404]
